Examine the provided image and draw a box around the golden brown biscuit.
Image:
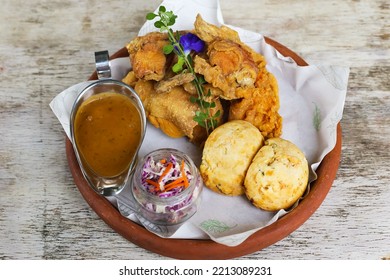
[200,120,264,196]
[244,138,309,211]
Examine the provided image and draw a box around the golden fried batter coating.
[194,39,259,100]
[122,70,138,88]
[126,32,170,81]
[194,15,266,67]
[229,69,282,138]
[154,72,194,93]
[133,79,223,144]
[194,14,240,43]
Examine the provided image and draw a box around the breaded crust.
[244,138,309,211]
[200,120,264,196]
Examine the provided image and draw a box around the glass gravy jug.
[70,51,146,196]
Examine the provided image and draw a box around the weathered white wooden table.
[0,0,389,259]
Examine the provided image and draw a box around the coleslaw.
[131,148,203,225]
[141,154,193,197]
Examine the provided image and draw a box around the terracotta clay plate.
[66,37,342,259]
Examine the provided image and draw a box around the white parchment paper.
[50,0,349,246]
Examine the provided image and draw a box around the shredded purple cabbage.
[140,154,193,198]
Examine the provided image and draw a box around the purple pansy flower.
[179,33,205,54]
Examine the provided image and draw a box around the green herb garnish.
[146,6,220,134]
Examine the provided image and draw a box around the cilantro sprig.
[146,6,220,135]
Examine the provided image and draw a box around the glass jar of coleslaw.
[131,148,203,226]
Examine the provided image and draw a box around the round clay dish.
[66,37,342,259]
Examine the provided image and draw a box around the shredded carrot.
[154,179,184,193]
[164,182,185,192]
[163,177,184,189]
[158,162,173,183]
[146,179,160,189]
[180,160,189,188]
[146,158,190,194]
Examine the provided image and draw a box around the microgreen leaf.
[146,13,157,20]
[189,96,198,104]
[172,57,184,73]
[202,102,211,109]
[168,14,177,26]
[163,44,174,54]
[154,21,163,28]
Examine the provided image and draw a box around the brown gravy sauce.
[74,92,142,177]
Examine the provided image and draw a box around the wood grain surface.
[0,0,389,260]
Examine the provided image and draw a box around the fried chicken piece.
[133,79,185,138]
[181,80,225,101]
[126,32,170,81]
[194,15,266,67]
[122,70,138,88]
[154,72,194,93]
[194,39,259,99]
[194,14,240,43]
[193,15,267,99]
[193,14,282,138]
[229,69,282,138]
[133,79,223,144]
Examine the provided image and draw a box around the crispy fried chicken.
[126,32,170,81]
[124,15,282,143]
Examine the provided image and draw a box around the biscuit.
[244,138,309,211]
[200,120,264,196]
